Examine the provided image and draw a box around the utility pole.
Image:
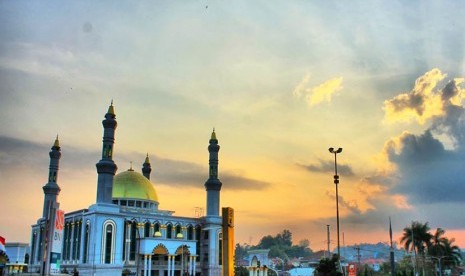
[327,225,331,258]
[354,246,361,267]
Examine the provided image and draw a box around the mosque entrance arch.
[138,240,198,276]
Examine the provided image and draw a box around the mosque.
[28,103,228,276]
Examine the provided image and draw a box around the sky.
[2,1,465,252]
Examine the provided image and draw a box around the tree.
[235,243,251,265]
[401,222,462,275]
[429,228,447,257]
[400,221,432,276]
[315,254,342,276]
[235,266,249,276]
[400,221,432,255]
[276,230,292,247]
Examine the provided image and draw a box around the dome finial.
[107,100,115,115]
[53,134,60,148]
[144,153,150,164]
[128,161,134,171]
[211,127,216,140]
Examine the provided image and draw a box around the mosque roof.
[113,169,158,202]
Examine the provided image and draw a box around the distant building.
[288,267,315,276]
[28,103,230,275]
[4,242,29,274]
[247,249,270,275]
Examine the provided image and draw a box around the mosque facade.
[29,103,225,276]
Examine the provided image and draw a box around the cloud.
[292,74,343,107]
[0,135,270,192]
[298,159,354,176]
[325,190,362,215]
[307,77,343,106]
[293,73,311,99]
[304,70,465,237]
[146,156,270,191]
[377,72,465,205]
[381,130,465,204]
[382,68,465,125]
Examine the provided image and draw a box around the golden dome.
[113,170,158,202]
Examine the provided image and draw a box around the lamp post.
[328,147,342,263]
[429,256,447,276]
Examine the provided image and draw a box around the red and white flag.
[0,236,5,252]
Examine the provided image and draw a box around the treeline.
[235,229,312,261]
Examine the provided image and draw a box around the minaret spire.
[142,153,152,180]
[204,128,222,216]
[95,102,118,204]
[42,136,62,218]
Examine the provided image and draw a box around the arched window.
[144,221,150,238]
[38,226,44,262]
[218,232,223,265]
[30,231,37,264]
[153,222,161,237]
[64,222,71,260]
[102,220,116,264]
[166,224,173,239]
[195,226,201,261]
[83,221,90,264]
[175,224,182,239]
[187,225,194,240]
[130,221,137,261]
[77,220,82,260]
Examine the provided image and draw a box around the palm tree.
[400,221,433,275]
[400,221,433,255]
[428,228,447,257]
[428,229,462,268]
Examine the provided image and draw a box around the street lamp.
[429,256,447,276]
[328,147,342,263]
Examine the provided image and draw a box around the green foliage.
[400,221,432,255]
[235,243,251,263]
[315,254,342,276]
[400,221,463,274]
[251,229,312,259]
[235,266,249,276]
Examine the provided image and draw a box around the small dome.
[113,170,158,202]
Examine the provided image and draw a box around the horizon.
[2,1,465,250]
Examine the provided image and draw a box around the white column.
[167,255,171,276]
[248,267,253,276]
[171,255,175,276]
[148,254,152,276]
[143,255,148,276]
[188,256,193,275]
[193,256,197,276]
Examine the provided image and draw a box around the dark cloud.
[441,80,460,101]
[298,159,354,176]
[120,154,270,191]
[0,135,270,192]
[321,74,465,236]
[380,78,465,205]
[389,93,425,115]
[0,135,53,169]
[325,190,361,215]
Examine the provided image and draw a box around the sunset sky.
[2,1,465,252]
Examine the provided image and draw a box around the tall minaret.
[142,153,151,180]
[42,136,61,218]
[95,102,118,204]
[204,129,222,217]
